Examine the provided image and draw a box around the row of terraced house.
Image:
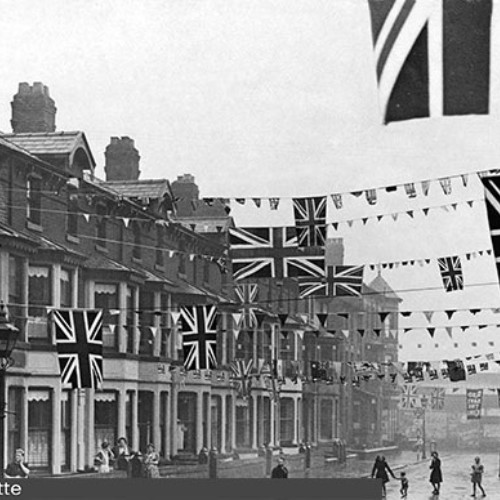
[0,82,401,474]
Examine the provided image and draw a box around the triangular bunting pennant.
[278,314,288,327]
[445,310,456,320]
[357,329,365,337]
[342,329,350,339]
[255,312,266,327]
[232,313,243,327]
[427,328,436,338]
[445,327,453,339]
[123,218,130,228]
[379,312,390,323]
[421,180,431,196]
[373,329,381,337]
[83,213,91,223]
[316,313,328,328]
[170,311,181,325]
[269,198,280,210]
[252,198,262,208]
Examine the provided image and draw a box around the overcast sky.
[2,0,500,361]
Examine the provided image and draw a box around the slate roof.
[0,135,42,161]
[100,179,171,200]
[83,254,144,275]
[1,131,96,166]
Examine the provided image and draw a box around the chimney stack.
[11,82,57,133]
[104,136,141,181]
[171,174,200,201]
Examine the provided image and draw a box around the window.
[203,261,210,283]
[28,389,52,468]
[96,203,107,248]
[279,398,294,444]
[156,226,164,267]
[139,290,155,356]
[28,265,51,318]
[94,392,117,452]
[257,326,272,363]
[132,222,141,260]
[160,293,170,358]
[95,283,118,350]
[178,242,186,275]
[8,256,24,332]
[26,176,42,226]
[126,286,136,353]
[235,331,253,361]
[60,268,73,309]
[7,387,23,462]
[66,189,79,237]
[61,391,72,469]
[319,399,334,440]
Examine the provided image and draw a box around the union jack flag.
[437,256,463,292]
[229,226,325,281]
[230,359,253,399]
[179,305,218,370]
[481,176,500,284]
[52,309,103,389]
[234,283,260,330]
[368,0,492,124]
[430,388,445,410]
[298,265,364,299]
[293,196,327,247]
[399,384,419,409]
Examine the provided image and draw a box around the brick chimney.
[11,82,57,133]
[171,174,200,201]
[104,136,141,181]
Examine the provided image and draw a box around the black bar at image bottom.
[0,479,382,500]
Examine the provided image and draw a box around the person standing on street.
[271,457,288,478]
[470,456,486,497]
[371,455,396,497]
[144,443,160,478]
[429,451,443,495]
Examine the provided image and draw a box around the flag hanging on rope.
[292,196,327,247]
[430,387,445,410]
[298,265,364,298]
[52,309,103,389]
[399,384,419,409]
[437,256,464,292]
[230,359,253,399]
[234,283,260,330]
[229,226,325,281]
[179,305,218,370]
[480,176,500,284]
[368,0,492,124]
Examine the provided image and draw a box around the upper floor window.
[26,176,42,226]
[132,222,141,260]
[203,261,210,283]
[66,189,79,237]
[95,283,118,350]
[60,268,73,308]
[28,265,51,318]
[155,226,164,267]
[96,203,107,249]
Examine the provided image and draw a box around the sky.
[2,0,500,362]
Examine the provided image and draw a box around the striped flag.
[368,0,492,123]
[52,309,103,389]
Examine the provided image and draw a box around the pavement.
[346,451,500,500]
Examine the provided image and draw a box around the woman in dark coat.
[429,451,443,495]
[371,455,396,497]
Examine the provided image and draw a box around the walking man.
[271,457,288,478]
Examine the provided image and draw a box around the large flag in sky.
[53,309,104,389]
[298,265,364,299]
[480,175,500,284]
[229,226,325,281]
[368,0,492,123]
[180,305,218,370]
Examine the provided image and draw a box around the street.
[380,452,499,500]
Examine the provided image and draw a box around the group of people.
[95,437,160,478]
[371,452,487,498]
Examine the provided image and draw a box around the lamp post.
[420,395,429,460]
[0,303,20,479]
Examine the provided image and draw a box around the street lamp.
[0,303,20,479]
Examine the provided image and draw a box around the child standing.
[399,471,409,498]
